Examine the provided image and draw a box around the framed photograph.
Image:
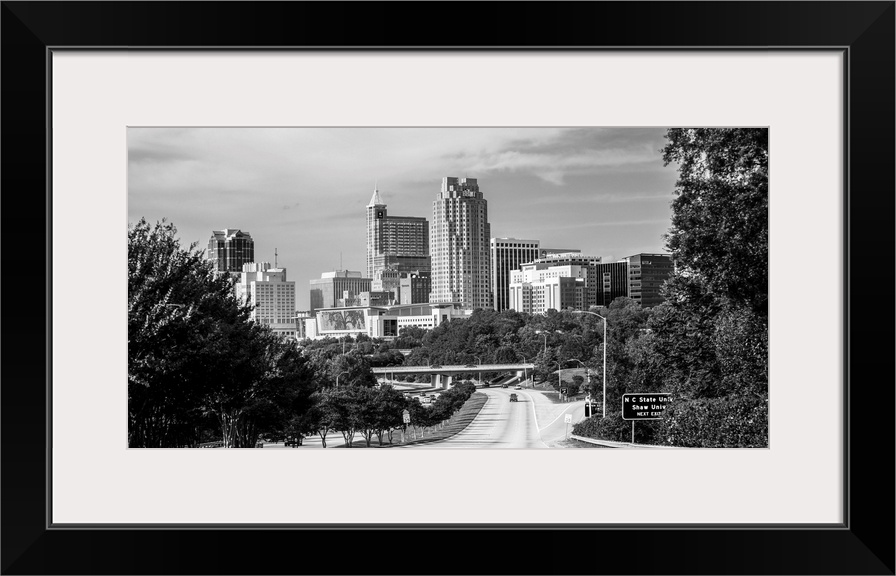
[2,2,892,574]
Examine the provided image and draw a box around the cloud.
[527,191,674,207]
[446,129,666,185]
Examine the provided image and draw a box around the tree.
[329,353,377,388]
[372,385,408,445]
[128,218,257,447]
[650,128,769,446]
[302,393,335,448]
[662,128,768,316]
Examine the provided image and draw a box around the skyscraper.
[366,186,431,304]
[429,177,491,310]
[207,229,254,273]
[490,238,541,311]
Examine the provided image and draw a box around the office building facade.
[366,186,431,304]
[595,261,630,307]
[508,262,587,314]
[207,229,254,273]
[309,270,372,312]
[623,253,675,308]
[235,262,298,340]
[490,238,541,311]
[529,252,602,308]
[429,177,491,310]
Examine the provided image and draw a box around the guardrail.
[198,441,224,448]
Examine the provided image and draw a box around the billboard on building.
[317,309,366,332]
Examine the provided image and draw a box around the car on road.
[509,393,518,402]
[514,385,522,390]
[429,364,442,369]
[464,363,477,368]
[501,383,508,388]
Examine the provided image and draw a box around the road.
[401,387,585,449]
[258,387,587,449]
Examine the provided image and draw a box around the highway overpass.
[372,363,535,389]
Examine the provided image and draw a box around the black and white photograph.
[128,127,769,450]
[6,0,892,570]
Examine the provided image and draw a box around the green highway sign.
[622,393,671,420]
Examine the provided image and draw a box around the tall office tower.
[207,229,255,273]
[429,177,492,310]
[366,185,431,303]
[235,262,298,340]
[366,186,429,277]
[309,270,372,312]
[490,238,541,311]
[530,252,602,309]
[594,261,630,307]
[623,253,675,308]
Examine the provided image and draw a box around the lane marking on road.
[520,391,540,430]
[517,391,549,448]
[538,402,584,432]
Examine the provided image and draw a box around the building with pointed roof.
[365,184,431,304]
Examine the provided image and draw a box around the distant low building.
[309,270,372,312]
[508,261,586,313]
[304,302,464,341]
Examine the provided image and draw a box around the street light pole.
[554,359,564,401]
[516,353,529,387]
[572,310,608,418]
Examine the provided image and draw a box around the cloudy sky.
[128,127,680,310]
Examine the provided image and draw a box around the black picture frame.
[2,2,892,574]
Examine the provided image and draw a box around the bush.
[658,395,768,447]
[572,412,660,444]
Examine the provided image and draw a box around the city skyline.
[128,127,679,310]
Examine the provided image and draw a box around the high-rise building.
[594,261,630,307]
[490,238,541,311]
[309,270,372,312]
[623,253,675,308]
[207,229,254,273]
[235,262,297,340]
[366,186,431,304]
[429,177,491,310]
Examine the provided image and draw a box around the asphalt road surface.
[402,387,585,449]
[259,387,586,449]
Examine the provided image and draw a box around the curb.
[569,434,677,449]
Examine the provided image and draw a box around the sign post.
[621,393,672,445]
[564,413,572,438]
[402,410,410,443]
